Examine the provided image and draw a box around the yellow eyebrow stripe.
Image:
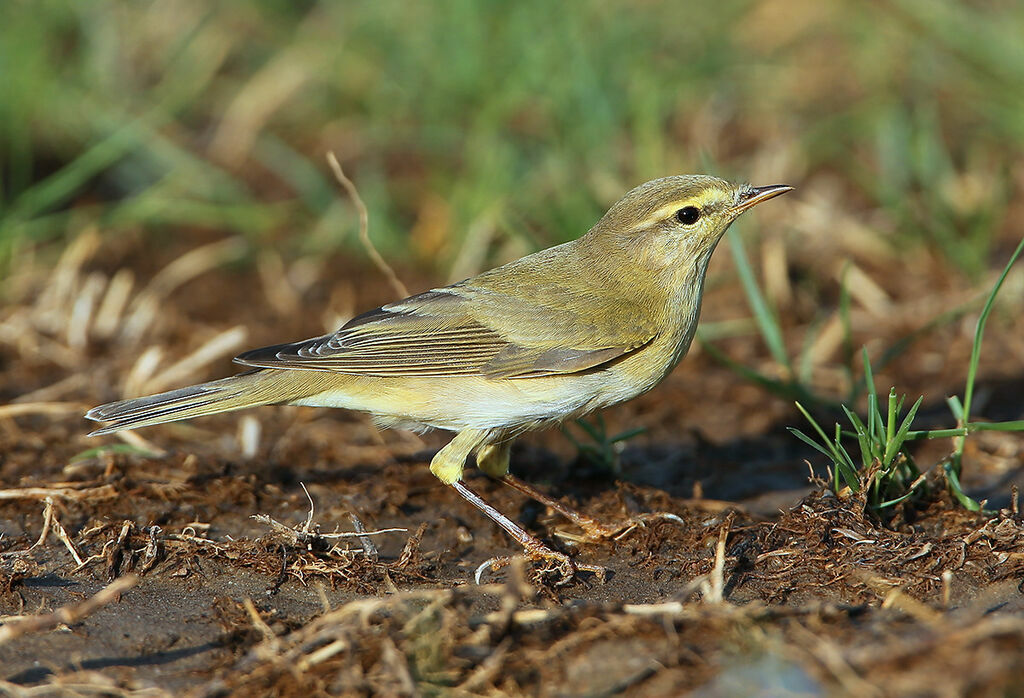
[636,190,724,228]
[642,202,690,226]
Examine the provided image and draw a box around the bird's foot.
[448,480,606,585]
[474,547,606,586]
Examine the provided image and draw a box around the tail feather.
[85,370,311,435]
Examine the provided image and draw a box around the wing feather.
[234,284,657,378]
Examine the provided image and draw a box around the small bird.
[87,175,791,576]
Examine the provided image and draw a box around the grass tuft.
[789,351,925,512]
[789,238,1024,513]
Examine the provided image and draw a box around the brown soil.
[1,234,1022,696]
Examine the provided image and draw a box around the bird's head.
[586,175,792,272]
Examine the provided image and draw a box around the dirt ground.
[1,233,1023,696]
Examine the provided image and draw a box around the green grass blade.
[70,443,163,462]
[906,420,1024,440]
[841,405,873,467]
[1,113,161,230]
[943,461,981,511]
[876,477,925,509]
[610,427,647,444]
[793,402,833,452]
[862,348,877,403]
[574,417,604,444]
[947,395,965,422]
[839,263,855,398]
[832,423,860,487]
[788,427,842,462]
[699,340,825,406]
[893,396,924,444]
[960,236,1024,436]
[727,227,791,372]
[885,388,898,457]
[797,317,823,387]
[970,420,1024,432]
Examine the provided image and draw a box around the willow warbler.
[87,175,791,573]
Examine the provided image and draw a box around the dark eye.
[675,206,701,225]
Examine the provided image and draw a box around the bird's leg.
[477,439,594,561]
[500,473,684,541]
[475,441,618,536]
[430,429,491,484]
[500,473,619,538]
[475,439,512,478]
[449,480,605,583]
[475,439,680,544]
[432,433,603,582]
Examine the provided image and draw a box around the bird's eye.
[675,206,701,225]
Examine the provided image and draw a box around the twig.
[0,672,167,698]
[140,325,248,394]
[139,525,162,575]
[300,482,315,534]
[11,374,88,404]
[325,151,408,299]
[380,637,417,695]
[0,575,138,646]
[349,511,379,560]
[252,513,404,543]
[0,402,87,419]
[396,522,427,569]
[859,572,944,628]
[703,514,732,603]
[72,551,109,574]
[106,520,134,579]
[164,529,229,552]
[67,271,106,350]
[30,497,56,550]
[114,428,167,458]
[0,485,119,501]
[51,508,85,567]
[92,267,135,339]
[243,598,277,645]
[26,496,86,567]
[790,621,881,698]
[122,238,247,341]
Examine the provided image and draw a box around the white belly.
[290,368,643,433]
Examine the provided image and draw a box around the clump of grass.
[789,352,926,511]
[790,237,1024,513]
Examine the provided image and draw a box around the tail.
[85,369,316,436]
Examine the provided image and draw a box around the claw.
[475,556,511,585]
[605,512,686,541]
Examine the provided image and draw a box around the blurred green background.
[1,0,1022,279]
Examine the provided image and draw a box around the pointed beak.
[732,184,794,215]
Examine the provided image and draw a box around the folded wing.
[234,285,655,379]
